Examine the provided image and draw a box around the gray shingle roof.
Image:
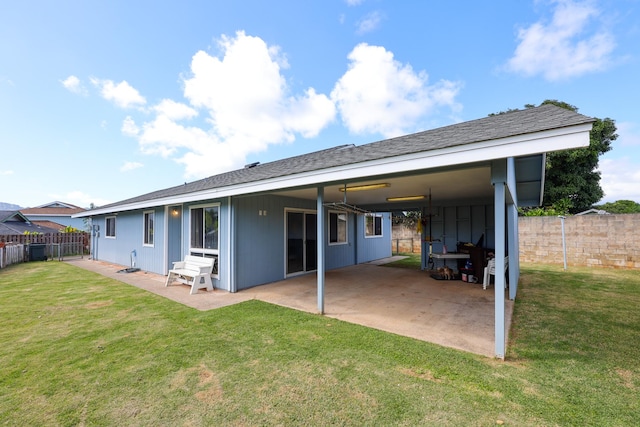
[0,210,61,235]
[93,104,594,210]
[0,210,27,223]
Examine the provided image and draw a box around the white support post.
[317,187,325,314]
[494,181,506,360]
[227,196,236,293]
[507,203,519,300]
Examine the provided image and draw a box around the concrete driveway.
[66,258,512,358]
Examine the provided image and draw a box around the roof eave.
[75,122,592,217]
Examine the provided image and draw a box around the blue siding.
[94,208,165,273]
[456,206,472,244]
[167,205,183,270]
[356,213,392,264]
[233,195,389,290]
[421,203,496,268]
[324,212,356,269]
[234,195,315,290]
[470,205,488,245]
[89,194,394,292]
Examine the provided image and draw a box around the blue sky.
[1,0,639,208]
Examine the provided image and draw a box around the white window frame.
[365,213,383,238]
[189,203,220,277]
[105,216,116,238]
[143,210,154,247]
[328,211,348,245]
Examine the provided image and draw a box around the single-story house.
[21,201,87,231]
[75,104,595,358]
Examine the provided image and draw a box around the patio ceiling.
[273,153,545,211]
[274,163,494,211]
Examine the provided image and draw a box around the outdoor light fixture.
[338,183,390,192]
[386,195,426,202]
[171,208,180,216]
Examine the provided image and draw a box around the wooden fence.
[0,244,24,269]
[0,232,89,269]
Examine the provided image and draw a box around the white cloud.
[116,32,461,180]
[331,43,462,137]
[346,0,365,5]
[505,0,615,81]
[153,99,198,121]
[1,170,14,176]
[127,31,335,179]
[598,157,640,202]
[121,116,139,137]
[356,11,384,34]
[61,75,87,95]
[120,161,144,172]
[616,122,640,147]
[91,78,147,109]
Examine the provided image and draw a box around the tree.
[542,99,616,213]
[595,200,640,214]
[391,210,421,228]
[495,100,617,215]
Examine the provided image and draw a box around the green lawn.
[1,262,638,426]
[385,252,422,269]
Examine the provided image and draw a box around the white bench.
[165,255,215,295]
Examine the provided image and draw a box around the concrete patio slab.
[65,258,513,358]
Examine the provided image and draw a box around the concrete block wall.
[391,225,422,253]
[518,214,640,269]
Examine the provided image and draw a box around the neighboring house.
[0,211,61,236]
[75,104,595,358]
[20,201,87,231]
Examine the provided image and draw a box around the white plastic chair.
[483,256,509,290]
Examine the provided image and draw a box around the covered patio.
[249,263,513,358]
[67,257,513,358]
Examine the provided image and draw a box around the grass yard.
[385,252,422,269]
[1,262,639,426]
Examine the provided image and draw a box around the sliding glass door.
[286,210,317,275]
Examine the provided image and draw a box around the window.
[365,214,383,238]
[329,211,348,244]
[190,205,219,276]
[143,211,154,246]
[105,216,116,238]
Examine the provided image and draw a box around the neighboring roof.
[21,204,86,216]
[34,201,83,209]
[31,220,67,230]
[0,210,61,235]
[77,104,594,217]
[0,210,30,223]
[575,208,610,216]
